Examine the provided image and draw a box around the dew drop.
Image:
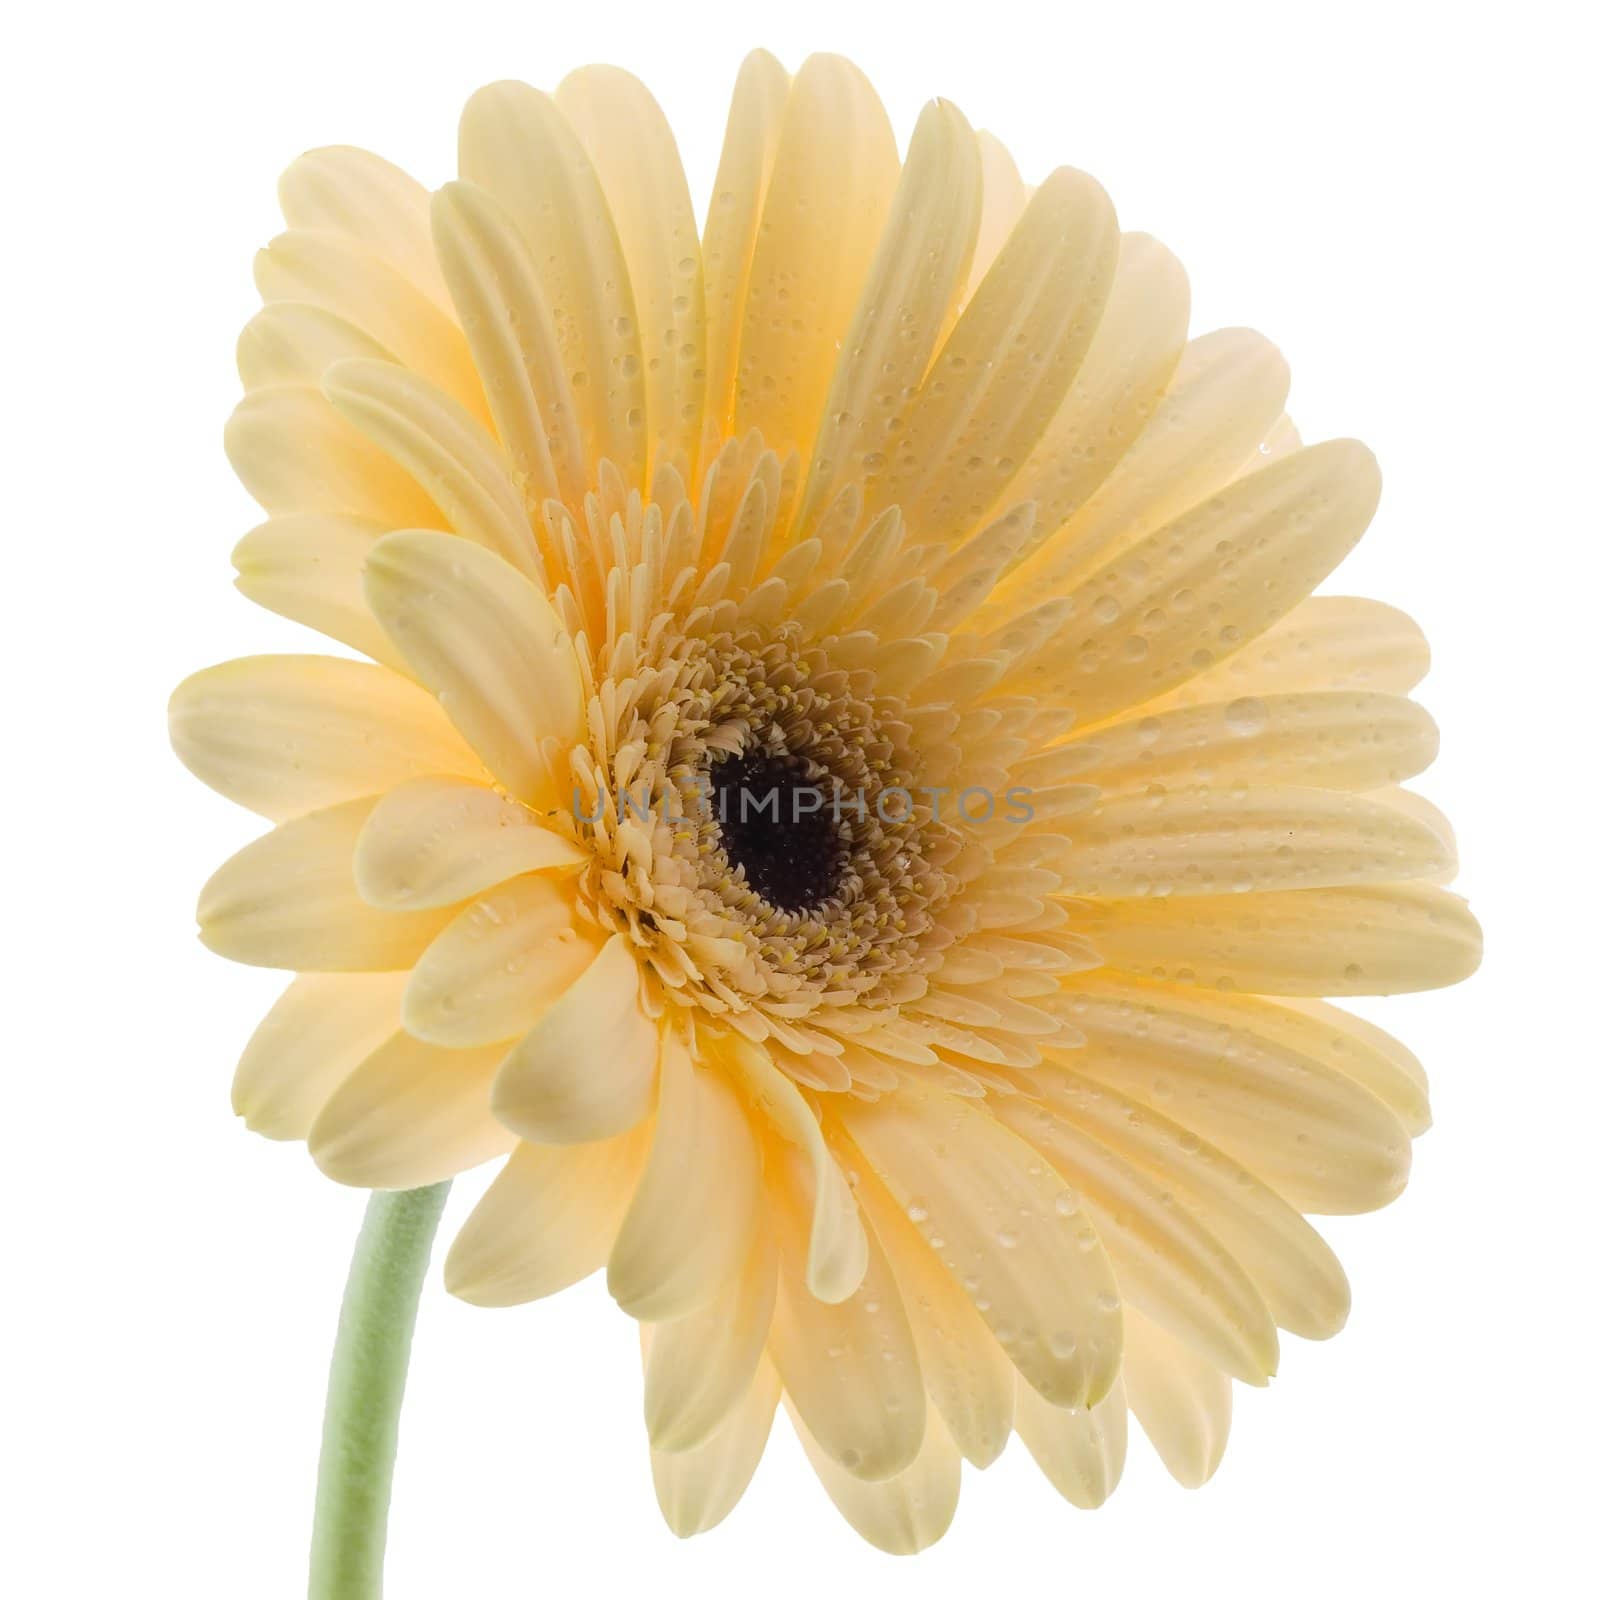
[1224,696,1269,736]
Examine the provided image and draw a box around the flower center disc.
[709,748,846,914]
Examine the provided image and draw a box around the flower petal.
[1054,973,1419,1213]
[254,229,486,423]
[277,145,451,309]
[1031,1065,1350,1339]
[403,874,599,1046]
[791,1399,961,1554]
[237,302,393,390]
[231,515,407,672]
[1009,438,1383,724]
[224,385,439,524]
[868,166,1119,546]
[995,326,1289,601]
[354,777,584,912]
[170,654,482,821]
[457,80,646,483]
[995,1097,1278,1384]
[797,97,982,529]
[198,797,456,971]
[490,933,658,1143]
[607,1034,763,1320]
[644,1232,778,1452]
[1054,785,1454,898]
[732,52,898,458]
[839,1084,1123,1409]
[1052,691,1439,797]
[1014,1374,1128,1509]
[1073,883,1483,999]
[766,1140,926,1481]
[364,530,583,809]
[1123,1307,1231,1488]
[1147,595,1431,708]
[556,66,707,482]
[323,357,543,579]
[699,49,790,456]
[1000,231,1191,564]
[848,1140,1014,1467]
[444,1123,653,1306]
[429,181,587,509]
[718,1035,868,1302]
[232,972,409,1140]
[1275,998,1432,1134]
[307,1032,514,1187]
[965,131,1027,303]
[649,1354,781,1537]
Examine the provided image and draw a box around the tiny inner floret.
[708,747,848,914]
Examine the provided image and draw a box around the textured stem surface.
[308,1183,450,1599]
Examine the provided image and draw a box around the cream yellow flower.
[172,51,1480,1552]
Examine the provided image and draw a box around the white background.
[5,1,1594,1594]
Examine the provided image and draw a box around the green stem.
[308,1183,450,1600]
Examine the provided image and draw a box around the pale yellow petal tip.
[1165,1430,1230,1490]
[440,1242,529,1309]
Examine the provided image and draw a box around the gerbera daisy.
[171,50,1480,1557]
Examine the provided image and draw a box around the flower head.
[172,52,1479,1550]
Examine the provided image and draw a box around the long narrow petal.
[964,131,1027,305]
[732,53,898,458]
[847,1139,1014,1466]
[277,145,451,309]
[839,1084,1123,1409]
[170,655,482,821]
[490,934,658,1143]
[865,166,1119,546]
[198,797,455,971]
[237,302,393,390]
[445,1124,653,1305]
[1053,973,1420,1212]
[430,181,587,507]
[1046,691,1439,797]
[1072,883,1482,999]
[1008,439,1383,724]
[231,515,407,672]
[1276,998,1432,1133]
[457,81,646,483]
[1123,1307,1231,1488]
[403,874,600,1046]
[1000,232,1190,562]
[307,1032,514,1187]
[354,777,584,911]
[556,66,707,482]
[1032,1066,1350,1339]
[797,98,982,528]
[644,1232,778,1451]
[995,326,1289,600]
[254,230,486,423]
[225,385,440,525]
[650,1356,781,1537]
[232,972,408,1140]
[1014,1375,1128,1509]
[767,1141,926,1481]
[323,358,543,579]
[607,1035,763,1319]
[699,49,790,457]
[364,530,583,810]
[718,1035,868,1302]
[1053,785,1453,897]
[791,1400,961,1554]
[1145,595,1431,709]
[995,1098,1278,1384]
